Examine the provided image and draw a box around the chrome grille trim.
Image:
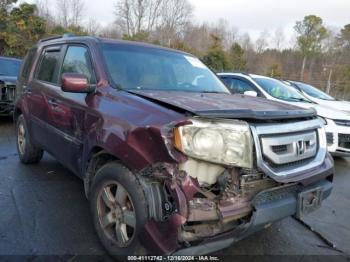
[261,131,317,164]
[250,119,327,179]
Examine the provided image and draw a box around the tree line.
[1,0,350,99]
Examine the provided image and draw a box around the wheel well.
[84,147,118,198]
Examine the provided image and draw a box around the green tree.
[1,3,46,57]
[202,34,229,72]
[294,15,328,80]
[49,24,87,36]
[339,24,350,49]
[122,31,150,42]
[0,0,17,55]
[228,43,247,71]
[267,64,282,78]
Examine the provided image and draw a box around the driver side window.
[61,46,96,84]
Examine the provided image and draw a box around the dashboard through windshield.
[254,77,312,103]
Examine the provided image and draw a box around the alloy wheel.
[97,181,136,247]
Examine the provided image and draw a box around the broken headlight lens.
[174,118,253,168]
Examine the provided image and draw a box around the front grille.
[0,82,16,102]
[260,131,318,168]
[251,118,326,178]
[326,132,334,146]
[338,134,350,149]
[271,144,288,154]
[266,157,315,172]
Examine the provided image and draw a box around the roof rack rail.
[39,33,76,43]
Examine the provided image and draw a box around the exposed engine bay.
[139,157,279,250]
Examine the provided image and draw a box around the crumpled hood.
[289,101,350,121]
[129,90,316,120]
[0,76,17,85]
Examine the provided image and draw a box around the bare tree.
[182,22,211,53]
[85,18,101,36]
[146,0,163,31]
[255,30,270,54]
[273,28,285,50]
[56,0,70,28]
[157,0,193,45]
[114,0,193,43]
[115,0,154,36]
[56,0,85,28]
[35,0,56,28]
[71,0,85,27]
[239,33,253,51]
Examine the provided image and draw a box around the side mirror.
[61,73,95,93]
[244,90,258,97]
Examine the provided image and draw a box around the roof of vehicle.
[0,56,22,62]
[36,34,192,56]
[218,72,277,80]
[217,72,251,77]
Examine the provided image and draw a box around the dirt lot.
[0,117,349,261]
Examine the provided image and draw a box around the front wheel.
[16,115,43,164]
[90,162,149,256]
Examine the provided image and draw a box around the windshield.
[293,82,335,101]
[253,77,312,103]
[0,58,21,76]
[101,43,229,93]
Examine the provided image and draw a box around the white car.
[285,80,350,115]
[218,73,350,157]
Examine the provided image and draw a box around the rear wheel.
[90,162,148,256]
[16,115,43,164]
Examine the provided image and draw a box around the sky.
[25,0,350,45]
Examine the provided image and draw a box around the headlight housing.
[174,118,253,168]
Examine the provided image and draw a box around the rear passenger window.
[36,49,61,84]
[21,48,37,80]
[61,46,95,84]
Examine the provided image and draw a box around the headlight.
[174,118,253,168]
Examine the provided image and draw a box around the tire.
[16,115,43,164]
[90,162,149,256]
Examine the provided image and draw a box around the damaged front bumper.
[173,178,333,255]
[137,117,333,255]
[139,154,334,255]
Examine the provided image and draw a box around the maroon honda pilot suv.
[15,35,334,256]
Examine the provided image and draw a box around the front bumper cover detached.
[174,178,333,255]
